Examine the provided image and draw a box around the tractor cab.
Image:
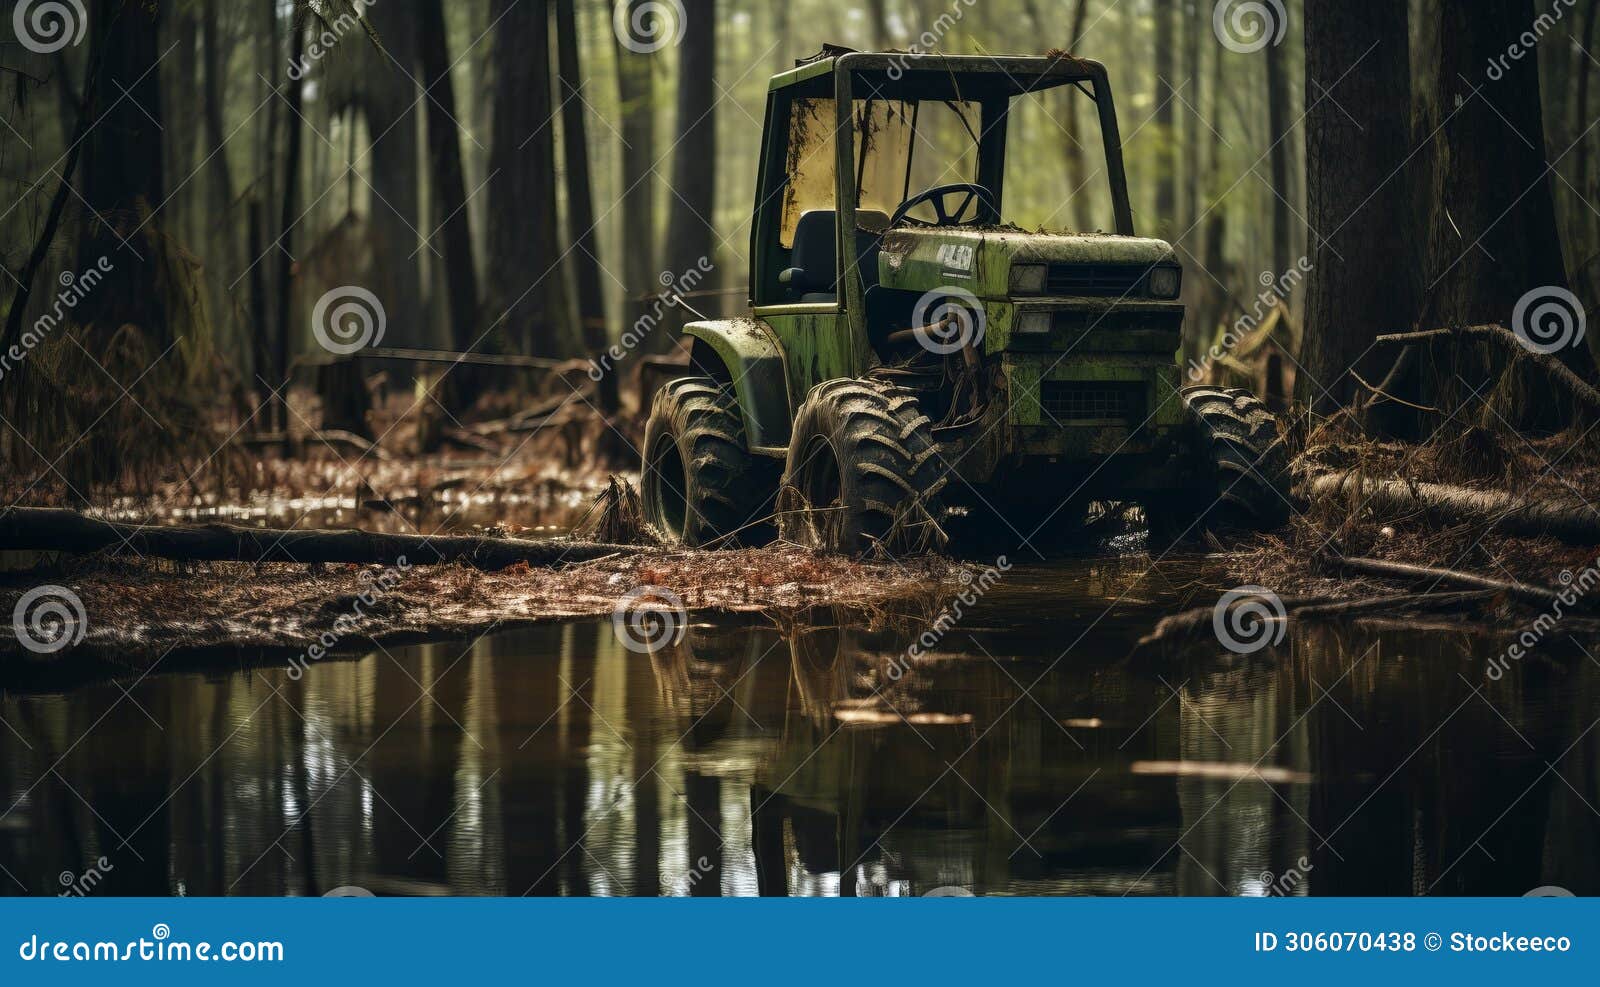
[644,51,1291,555]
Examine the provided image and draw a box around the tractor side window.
[1002,87,1110,233]
[780,98,837,249]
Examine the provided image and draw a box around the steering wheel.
[889,183,997,228]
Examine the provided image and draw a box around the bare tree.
[1420,0,1567,332]
[487,0,572,358]
[662,0,719,321]
[555,0,618,418]
[1299,0,1420,413]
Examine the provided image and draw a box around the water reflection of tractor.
[641,50,1291,554]
[744,619,1182,895]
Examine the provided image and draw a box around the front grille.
[1046,263,1147,296]
[1038,382,1145,423]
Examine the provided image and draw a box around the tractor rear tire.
[779,379,948,556]
[642,377,777,547]
[1150,385,1292,543]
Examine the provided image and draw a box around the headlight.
[1008,264,1047,295]
[1014,310,1051,334]
[1148,265,1182,299]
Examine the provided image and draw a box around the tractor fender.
[685,318,792,451]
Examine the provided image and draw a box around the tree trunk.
[1421,0,1568,330]
[76,0,168,342]
[201,0,238,352]
[616,0,659,348]
[358,5,426,349]
[1152,0,1176,235]
[555,0,618,417]
[1298,0,1419,414]
[1265,35,1292,273]
[418,0,483,405]
[487,0,572,359]
[661,0,719,331]
[271,18,306,434]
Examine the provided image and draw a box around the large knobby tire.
[779,379,947,556]
[1151,385,1291,542]
[642,377,777,547]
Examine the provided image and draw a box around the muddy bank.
[0,548,954,678]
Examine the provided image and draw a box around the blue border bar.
[3,898,1590,983]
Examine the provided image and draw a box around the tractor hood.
[876,227,1180,300]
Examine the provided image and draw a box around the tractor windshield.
[780,97,980,245]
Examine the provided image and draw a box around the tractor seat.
[785,209,890,303]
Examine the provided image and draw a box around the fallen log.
[0,507,637,569]
[1138,589,1505,647]
[1372,324,1600,415]
[1306,471,1600,545]
[1332,556,1585,610]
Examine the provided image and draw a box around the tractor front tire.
[642,377,776,547]
[1150,385,1292,543]
[779,379,947,556]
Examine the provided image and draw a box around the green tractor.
[642,50,1291,555]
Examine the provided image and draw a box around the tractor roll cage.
[750,53,1135,333]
